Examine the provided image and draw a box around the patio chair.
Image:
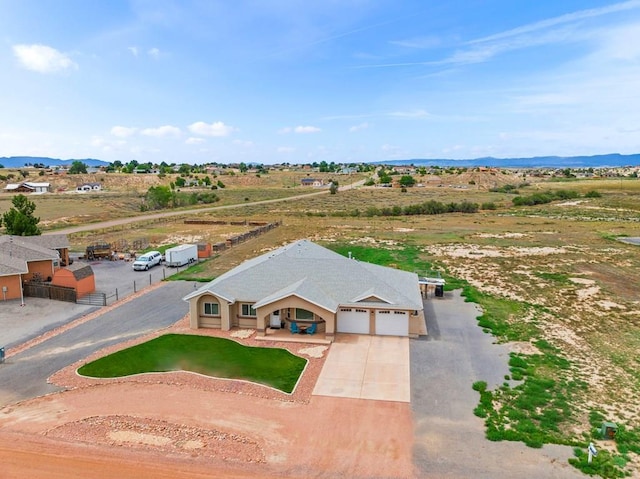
[306,323,317,335]
[290,322,300,334]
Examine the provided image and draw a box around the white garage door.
[337,308,369,334]
[375,310,409,336]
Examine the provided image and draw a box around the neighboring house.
[301,178,324,187]
[183,240,426,341]
[0,235,61,301]
[0,234,74,302]
[3,182,51,194]
[76,182,102,192]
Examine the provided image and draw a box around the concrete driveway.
[313,334,410,402]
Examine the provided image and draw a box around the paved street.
[0,281,194,407]
[411,290,583,478]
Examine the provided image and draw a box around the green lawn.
[77,334,307,393]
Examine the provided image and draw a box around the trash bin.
[435,284,444,298]
[0,347,5,364]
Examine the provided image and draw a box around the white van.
[132,251,163,271]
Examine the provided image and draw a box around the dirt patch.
[48,416,265,463]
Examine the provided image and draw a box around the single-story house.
[301,178,324,187]
[76,182,102,192]
[0,235,61,301]
[3,182,51,194]
[183,240,426,341]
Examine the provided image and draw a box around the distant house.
[76,182,102,192]
[3,182,51,194]
[301,178,324,187]
[0,234,91,303]
[392,166,416,175]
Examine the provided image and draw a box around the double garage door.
[337,308,408,336]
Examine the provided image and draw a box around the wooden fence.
[23,282,77,303]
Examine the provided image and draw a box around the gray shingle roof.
[29,234,70,249]
[64,262,94,280]
[183,240,422,312]
[0,235,61,277]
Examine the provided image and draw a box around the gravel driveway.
[411,290,583,478]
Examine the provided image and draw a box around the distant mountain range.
[1,153,640,169]
[0,156,109,168]
[376,153,640,169]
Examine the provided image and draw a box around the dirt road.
[46,180,364,236]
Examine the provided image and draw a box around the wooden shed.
[51,263,95,298]
[197,243,212,259]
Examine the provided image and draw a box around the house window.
[379,310,390,314]
[241,303,257,317]
[203,302,219,316]
[340,308,352,312]
[356,309,367,313]
[295,308,314,320]
[394,311,406,315]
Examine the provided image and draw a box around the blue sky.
[1,0,640,164]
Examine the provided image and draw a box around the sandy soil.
[1,316,415,479]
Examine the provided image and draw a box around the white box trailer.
[165,244,198,267]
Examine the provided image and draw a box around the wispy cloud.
[141,125,181,137]
[186,137,205,144]
[188,121,236,137]
[349,122,369,132]
[128,46,139,57]
[389,36,441,49]
[12,44,77,74]
[277,146,295,153]
[389,109,430,118]
[470,0,640,45]
[358,1,640,69]
[148,47,160,59]
[110,126,138,137]
[279,125,321,134]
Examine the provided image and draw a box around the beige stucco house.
[183,240,426,341]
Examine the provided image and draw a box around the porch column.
[221,300,232,331]
[189,297,200,329]
[255,307,267,337]
[325,312,336,341]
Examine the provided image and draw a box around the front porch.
[256,326,332,345]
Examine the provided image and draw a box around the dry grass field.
[3,168,640,475]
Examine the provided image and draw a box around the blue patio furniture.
[306,323,317,335]
[290,321,300,334]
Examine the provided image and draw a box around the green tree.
[144,186,173,209]
[2,194,41,235]
[239,162,248,173]
[68,160,88,174]
[399,175,416,187]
